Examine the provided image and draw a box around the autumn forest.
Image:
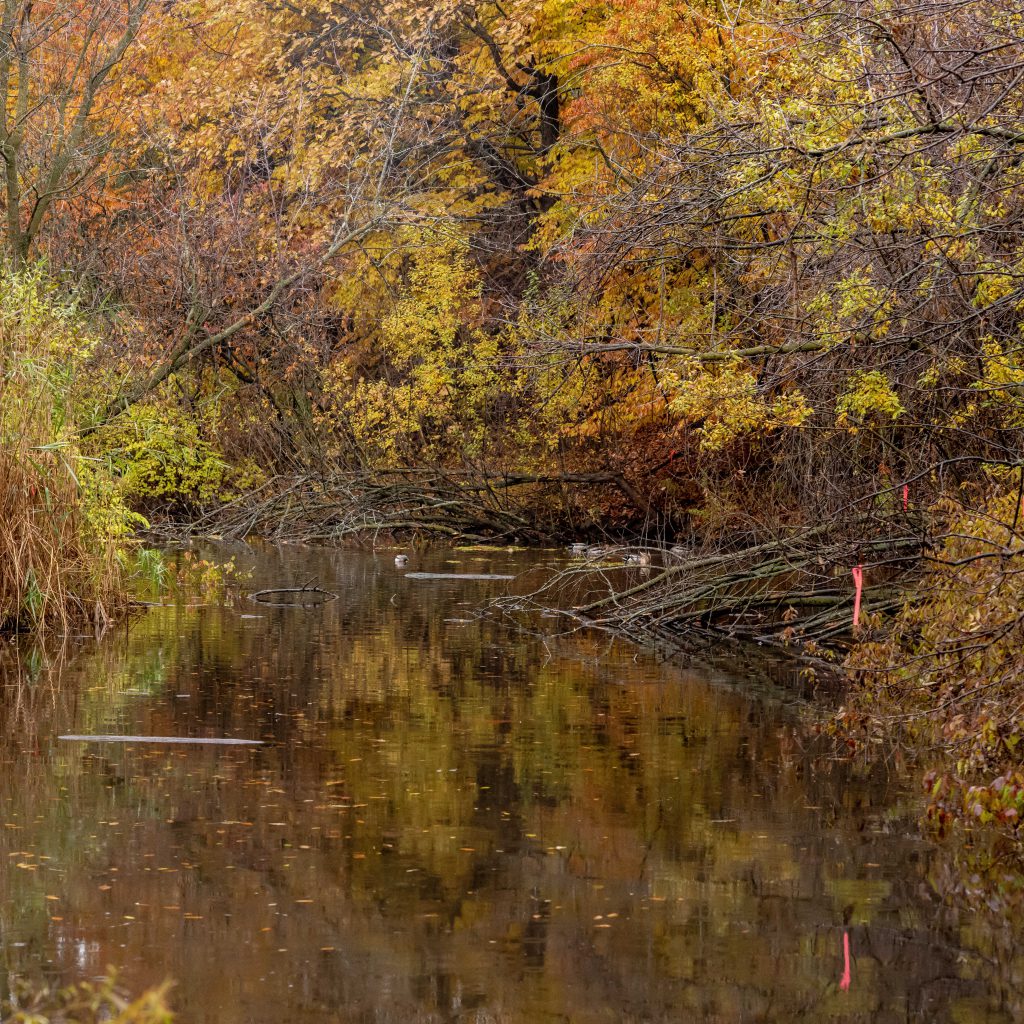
[4,0,1024,1016]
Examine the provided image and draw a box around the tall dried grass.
[0,270,122,631]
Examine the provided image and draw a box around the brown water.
[0,544,1020,1022]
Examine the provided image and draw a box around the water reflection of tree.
[0,549,1021,1021]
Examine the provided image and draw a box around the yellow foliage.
[669,360,811,451]
[835,371,905,431]
[325,235,526,462]
[0,267,135,628]
[91,395,265,509]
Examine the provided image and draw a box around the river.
[0,544,1018,1022]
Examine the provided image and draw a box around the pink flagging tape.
[852,565,864,628]
[840,930,852,991]
[903,483,909,511]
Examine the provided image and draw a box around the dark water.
[0,545,1019,1022]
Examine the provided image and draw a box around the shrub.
[843,480,1024,836]
[0,267,138,631]
[89,391,265,515]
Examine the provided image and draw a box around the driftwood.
[404,572,514,581]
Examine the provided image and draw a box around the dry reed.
[0,271,121,632]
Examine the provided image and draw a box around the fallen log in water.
[249,586,338,604]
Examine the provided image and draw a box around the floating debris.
[404,572,514,581]
[59,735,262,746]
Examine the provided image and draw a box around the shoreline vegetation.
[3,0,1024,901]
[0,271,135,633]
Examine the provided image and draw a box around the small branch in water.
[249,586,339,604]
[60,735,262,745]
[404,572,515,581]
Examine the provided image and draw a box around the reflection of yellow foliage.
[6,974,173,1024]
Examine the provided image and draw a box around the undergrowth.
[88,388,266,517]
[843,477,1024,840]
[0,268,141,632]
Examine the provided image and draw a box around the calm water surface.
[0,545,1019,1022]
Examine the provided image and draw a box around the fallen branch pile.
[143,465,662,544]
[494,515,928,656]
[148,471,544,543]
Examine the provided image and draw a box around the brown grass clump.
[0,412,115,632]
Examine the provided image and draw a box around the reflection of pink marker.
[902,483,909,511]
[840,930,851,990]
[852,565,864,628]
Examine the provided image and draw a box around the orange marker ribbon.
[851,565,864,629]
[902,483,909,511]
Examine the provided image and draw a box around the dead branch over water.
[494,513,928,656]
[151,466,938,656]
[144,468,647,545]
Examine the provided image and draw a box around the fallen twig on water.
[60,735,262,745]
[249,586,339,604]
